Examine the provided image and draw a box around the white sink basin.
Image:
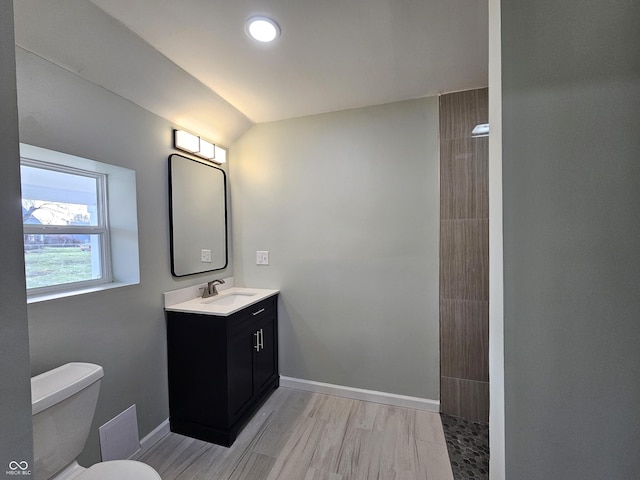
[165,286,278,316]
[200,292,256,305]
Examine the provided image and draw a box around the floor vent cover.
[98,404,140,461]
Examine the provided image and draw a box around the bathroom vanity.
[164,285,279,447]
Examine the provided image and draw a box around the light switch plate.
[201,249,212,263]
[256,251,269,265]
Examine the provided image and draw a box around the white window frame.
[21,159,113,295]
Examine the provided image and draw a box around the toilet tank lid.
[32,363,104,415]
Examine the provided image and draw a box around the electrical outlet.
[201,249,212,263]
[256,251,269,265]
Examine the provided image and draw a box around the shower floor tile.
[441,414,489,479]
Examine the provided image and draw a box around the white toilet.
[31,362,161,480]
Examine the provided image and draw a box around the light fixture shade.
[198,139,215,160]
[214,146,227,164]
[174,130,200,153]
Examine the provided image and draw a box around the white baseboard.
[128,378,438,462]
[129,419,170,460]
[280,376,440,413]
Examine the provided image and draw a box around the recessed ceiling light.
[245,16,280,43]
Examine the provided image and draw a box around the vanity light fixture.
[173,129,225,164]
[471,123,490,138]
[245,16,280,43]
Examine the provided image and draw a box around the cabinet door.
[167,313,227,425]
[254,314,278,394]
[228,323,255,420]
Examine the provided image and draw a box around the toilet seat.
[76,460,161,480]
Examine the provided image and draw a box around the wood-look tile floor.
[137,387,454,480]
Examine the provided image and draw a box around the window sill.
[26,280,139,304]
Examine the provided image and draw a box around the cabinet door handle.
[252,308,265,316]
[259,328,264,350]
[254,331,260,351]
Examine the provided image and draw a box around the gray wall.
[502,1,640,478]
[230,98,440,400]
[13,0,251,147]
[17,48,230,465]
[0,1,33,473]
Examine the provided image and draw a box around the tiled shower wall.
[439,88,489,423]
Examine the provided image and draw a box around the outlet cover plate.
[256,251,269,265]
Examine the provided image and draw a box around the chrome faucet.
[201,279,225,298]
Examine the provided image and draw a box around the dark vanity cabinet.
[166,294,279,447]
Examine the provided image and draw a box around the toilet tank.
[31,363,104,480]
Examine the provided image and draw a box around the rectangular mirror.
[169,154,228,276]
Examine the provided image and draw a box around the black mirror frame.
[168,153,228,277]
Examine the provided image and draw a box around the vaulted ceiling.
[13,0,488,145]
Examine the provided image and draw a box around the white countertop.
[164,280,279,316]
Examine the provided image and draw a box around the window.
[21,160,111,293]
[20,144,140,301]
